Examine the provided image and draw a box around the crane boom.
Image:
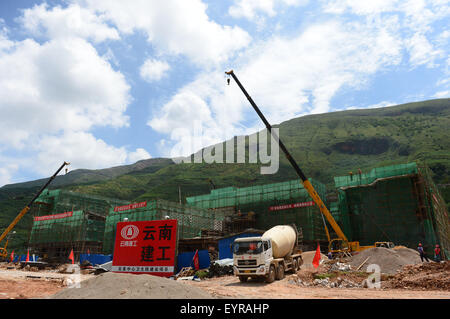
[0,161,70,247]
[225,70,348,242]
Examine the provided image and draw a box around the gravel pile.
[349,247,421,274]
[47,272,213,299]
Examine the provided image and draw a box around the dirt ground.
[181,275,450,299]
[0,267,95,299]
[0,262,449,299]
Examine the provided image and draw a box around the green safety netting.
[186,179,328,242]
[334,162,418,188]
[34,189,129,217]
[29,210,104,244]
[335,163,449,258]
[102,199,230,254]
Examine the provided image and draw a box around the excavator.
[225,70,393,256]
[0,162,70,260]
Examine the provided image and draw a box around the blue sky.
[0,0,448,186]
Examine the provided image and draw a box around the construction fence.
[334,162,450,258]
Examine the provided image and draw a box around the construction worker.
[417,243,429,262]
[434,244,442,262]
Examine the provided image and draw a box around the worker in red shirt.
[434,244,442,262]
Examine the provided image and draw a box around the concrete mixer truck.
[232,225,303,283]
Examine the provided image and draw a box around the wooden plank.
[356,257,370,271]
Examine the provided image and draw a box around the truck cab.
[232,231,302,283]
[232,237,273,282]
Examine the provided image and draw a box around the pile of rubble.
[383,261,450,291]
[287,274,362,289]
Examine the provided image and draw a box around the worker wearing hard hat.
[417,243,429,262]
[434,244,442,262]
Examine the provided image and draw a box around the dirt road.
[1,266,449,299]
[181,275,450,299]
[0,268,94,299]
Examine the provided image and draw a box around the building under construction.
[102,199,233,255]
[28,189,128,262]
[26,162,449,262]
[186,178,329,250]
[332,162,449,258]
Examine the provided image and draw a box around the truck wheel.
[238,276,248,283]
[276,264,285,280]
[266,265,276,283]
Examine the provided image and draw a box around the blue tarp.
[80,254,113,266]
[218,232,263,259]
[176,250,210,272]
[12,254,39,262]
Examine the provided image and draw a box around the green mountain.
[1,98,449,253]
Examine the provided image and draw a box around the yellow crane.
[225,70,389,256]
[0,162,70,259]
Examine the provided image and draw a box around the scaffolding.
[102,199,231,254]
[334,162,449,259]
[29,210,105,262]
[33,189,129,217]
[28,189,128,262]
[186,179,329,246]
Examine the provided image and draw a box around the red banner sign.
[114,201,147,212]
[269,201,315,211]
[34,211,73,221]
[112,219,178,277]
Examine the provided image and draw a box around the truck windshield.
[233,241,263,255]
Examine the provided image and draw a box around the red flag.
[26,249,29,262]
[312,243,321,268]
[68,249,74,264]
[10,250,14,262]
[192,249,199,270]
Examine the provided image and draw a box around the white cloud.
[324,0,399,15]
[0,36,130,148]
[229,0,309,21]
[140,59,170,82]
[405,33,444,67]
[149,19,403,156]
[323,0,450,69]
[18,3,119,43]
[127,148,151,163]
[0,29,147,179]
[346,100,396,110]
[78,0,251,65]
[35,131,129,175]
[432,90,449,98]
[0,163,19,187]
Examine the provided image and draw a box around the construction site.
[0,160,449,300]
[0,73,449,300]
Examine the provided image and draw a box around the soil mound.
[47,272,213,299]
[349,247,421,274]
[384,261,450,291]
